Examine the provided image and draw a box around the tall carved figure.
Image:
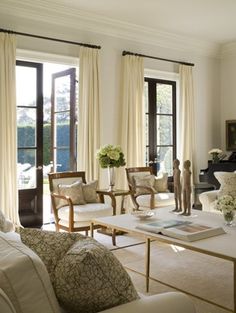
[182,160,192,216]
[172,159,182,212]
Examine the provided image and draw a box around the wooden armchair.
[126,167,174,210]
[48,171,113,234]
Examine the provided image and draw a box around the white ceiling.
[0,0,236,56]
[48,0,236,44]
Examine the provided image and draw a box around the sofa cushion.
[0,288,16,313]
[0,232,61,313]
[58,202,113,222]
[214,172,236,198]
[137,193,175,208]
[53,237,139,313]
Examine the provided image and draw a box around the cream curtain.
[179,64,196,183]
[77,47,101,181]
[0,33,20,224]
[118,55,145,188]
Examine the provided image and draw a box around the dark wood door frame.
[17,60,43,227]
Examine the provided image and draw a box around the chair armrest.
[99,292,195,313]
[134,185,156,195]
[199,190,219,212]
[51,193,71,203]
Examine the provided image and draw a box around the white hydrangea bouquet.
[208,148,222,163]
[96,144,126,168]
[216,195,236,225]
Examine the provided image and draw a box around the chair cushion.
[0,232,61,313]
[137,193,175,208]
[82,180,98,203]
[154,172,169,192]
[214,172,236,198]
[53,236,139,313]
[133,174,156,195]
[58,203,113,222]
[58,180,86,206]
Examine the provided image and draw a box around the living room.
[1,1,236,313]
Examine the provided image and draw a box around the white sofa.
[0,231,195,313]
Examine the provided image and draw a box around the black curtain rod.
[122,50,194,67]
[0,28,101,50]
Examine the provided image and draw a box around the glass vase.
[108,166,115,191]
[223,209,235,226]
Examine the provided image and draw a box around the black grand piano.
[200,158,236,189]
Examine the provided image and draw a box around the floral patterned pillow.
[53,237,139,313]
[18,228,139,313]
[18,228,85,281]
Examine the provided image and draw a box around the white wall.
[220,48,236,151]
[2,19,220,180]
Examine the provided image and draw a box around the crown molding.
[0,0,220,57]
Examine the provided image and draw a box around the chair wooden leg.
[112,229,116,246]
[85,230,88,236]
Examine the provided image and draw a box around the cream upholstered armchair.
[126,167,175,210]
[199,171,236,212]
[48,171,113,234]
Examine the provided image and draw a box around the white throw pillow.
[214,172,236,197]
[133,174,156,195]
[57,180,86,207]
[0,232,61,313]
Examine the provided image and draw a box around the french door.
[16,61,43,227]
[144,77,176,176]
[51,68,77,172]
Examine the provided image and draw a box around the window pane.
[54,75,70,111]
[156,115,173,145]
[17,108,36,147]
[156,84,172,114]
[56,148,70,172]
[157,146,173,176]
[17,149,36,189]
[16,66,36,107]
[55,112,70,147]
[144,82,149,113]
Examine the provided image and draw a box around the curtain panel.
[0,33,19,225]
[77,47,101,181]
[179,65,196,184]
[118,55,145,188]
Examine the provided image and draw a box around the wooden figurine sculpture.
[182,160,192,216]
[172,159,182,212]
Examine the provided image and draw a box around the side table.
[193,183,216,210]
[96,189,132,245]
[96,189,132,215]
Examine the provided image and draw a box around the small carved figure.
[182,160,192,216]
[172,159,182,212]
